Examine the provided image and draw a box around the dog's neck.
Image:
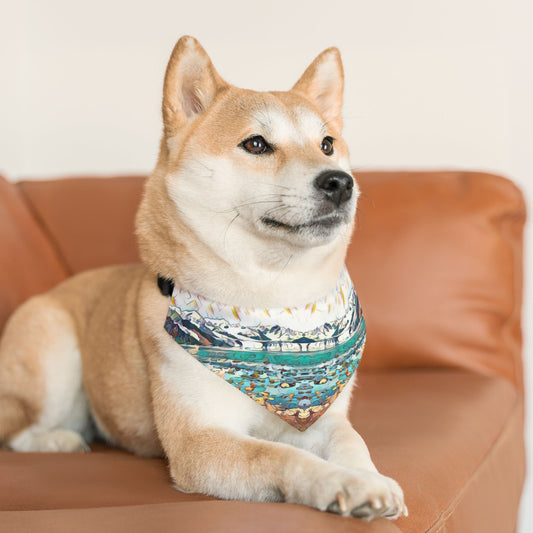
[169,223,350,308]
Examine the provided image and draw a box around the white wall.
[1,0,531,529]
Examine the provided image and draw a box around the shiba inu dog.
[0,36,407,520]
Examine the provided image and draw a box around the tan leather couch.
[0,171,526,532]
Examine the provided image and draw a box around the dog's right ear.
[162,36,227,136]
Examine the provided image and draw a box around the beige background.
[0,0,531,529]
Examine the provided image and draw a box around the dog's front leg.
[161,421,407,519]
[318,412,379,472]
[153,390,406,519]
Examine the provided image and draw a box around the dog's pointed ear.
[162,36,228,136]
[292,47,344,131]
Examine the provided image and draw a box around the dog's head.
[137,36,357,287]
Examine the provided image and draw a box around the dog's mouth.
[260,213,345,233]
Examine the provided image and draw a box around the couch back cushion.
[16,171,525,388]
[18,176,144,273]
[347,171,525,389]
[0,176,68,331]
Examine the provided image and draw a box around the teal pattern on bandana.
[164,268,365,431]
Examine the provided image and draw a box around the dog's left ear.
[292,47,344,131]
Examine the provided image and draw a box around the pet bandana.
[163,268,365,431]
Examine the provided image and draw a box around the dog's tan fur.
[0,37,406,519]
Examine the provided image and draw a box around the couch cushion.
[351,371,523,533]
[0,176,67,331]
[348,171,525,389]
[0,370,523,533]
[0,502,402,533]
[18,176,144,274]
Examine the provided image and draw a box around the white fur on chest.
[158,332,280,434]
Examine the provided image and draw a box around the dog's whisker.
[262,204,298,219]
[276,193,310,201]
[222,211,241,253]
[271,253,294,284]
[212,199,283,214]
[233,200,283,209]
[189,159,215,173]
[214,192,311,215]
[254,181,293,191]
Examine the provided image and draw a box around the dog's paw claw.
[326,491,348,515]
[336,491,348,514]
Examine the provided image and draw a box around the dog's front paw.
[294,467,407,520]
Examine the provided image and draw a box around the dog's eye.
[241,136,271,155]
[321,136,334,156]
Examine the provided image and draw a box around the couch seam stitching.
[17,184,73,276]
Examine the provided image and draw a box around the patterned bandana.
[163,268,365,431]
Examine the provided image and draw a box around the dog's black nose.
[314,170,354,207]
